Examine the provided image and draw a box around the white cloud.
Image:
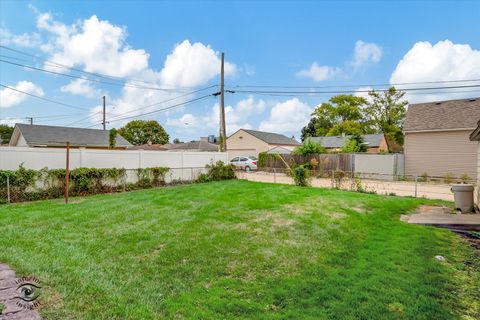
[166,96,264,136]
[0,28,42,47]
[0,81,44,108]
[349,40,382,69]
[259,98,312,137]
[0,118,27,126]
[296,62,341,81]
[297,40,382,81]
[37,14,149,77]
[60,78,102,98]
[354,86,374,103]
[390,40,480,102]
[159,40,236,87]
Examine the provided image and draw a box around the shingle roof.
[242,129,301,145]
[162,140,219,151]
[13,123,131,147]
[308,134,385,148]
[129,144,168,150]
[470,120,480,141]
[404,98,480,132]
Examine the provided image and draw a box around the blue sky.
[1,0,479,141]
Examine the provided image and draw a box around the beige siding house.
[404,98,480,180]
[469,120,480,205]
[226,129,300,159]
[309,134,389,153]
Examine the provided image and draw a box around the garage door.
[227,149,256,160]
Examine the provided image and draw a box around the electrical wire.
[0,83,89,111]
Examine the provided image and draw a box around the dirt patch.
[254,212,297,229]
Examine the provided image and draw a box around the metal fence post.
[331,170,335,189]
[414,174,418,198]
[6,175,10,204]
[273,168,276,184]
[191,167,194,182]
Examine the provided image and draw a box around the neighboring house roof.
[266,146,294,154]
[470,120,480,141]
[240,129,301,146]
[404,98,480,132]
[9,123,131,148]
[162,140,219,152]
[128,144,168,151]
[309,134,385,149]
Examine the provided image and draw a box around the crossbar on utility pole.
[220,52,227,151]
[102,96,106,130]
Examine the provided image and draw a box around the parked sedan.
[230,156,258,172]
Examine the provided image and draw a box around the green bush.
[289,165,311,186]
[197,161,236,183]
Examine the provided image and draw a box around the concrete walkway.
[0,264,41,320]
[401,205,480,231]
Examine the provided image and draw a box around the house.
[308,133,389,153]
[266,146,294,154]
[226,129,300,159]
[8,123,131,149]
[469,120,480,205]
[404,98,480,180]
[162,140,219,152]
[129,143,168,151]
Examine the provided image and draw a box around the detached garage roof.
[404,98,480,132]
[10,123,131,148]
[242,129,301,146]
[309,134,384,148]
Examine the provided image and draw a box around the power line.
[229,78,480,90]
[0,45,197,90]
[227,84,480,96]
[0,58,192,93]
[87,93,215,128]
[0,83,89,111]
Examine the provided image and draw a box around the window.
[240,157,248,161]
[230,157,239,162]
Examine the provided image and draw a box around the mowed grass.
[0,180,478,319]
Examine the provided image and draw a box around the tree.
[365,87,408,145]
[0,124,14,144]
[301,95,369,139]
[173,138,182,144]
[293,139,326,155]
[118,120,169,145]
[341,133,368,153]
[109,128,117,149]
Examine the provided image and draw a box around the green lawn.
[0,180,478,319]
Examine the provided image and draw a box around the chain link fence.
[0,167,209,204]
[237,168,479,202]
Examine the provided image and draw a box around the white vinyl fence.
[0,147,228,171]
[354,153,404,180]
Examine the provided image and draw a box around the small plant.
[293,139,326,155]
[333,170,347,189]
[354,173,365,193]
[197,161,236,183]
[460,173,471,183]
[310,158,318,175]
[289,165,310,186]
[443,172,454,184]
[419,172,428,182]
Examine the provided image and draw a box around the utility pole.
[220,52,227,151]
[102,96,106,130]
[26,117,33,125]
[65,141,70,204]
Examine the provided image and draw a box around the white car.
[230,156,258,172]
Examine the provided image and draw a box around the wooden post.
[65,141,70,204]
[414,174,418,198]
[220,52,227,151]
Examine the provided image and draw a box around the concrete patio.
[402,205,480,231]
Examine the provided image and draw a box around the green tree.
[0,124,14,144]
[301,95,369,139]
[118,120,169,145]
[341,133,368,153]
[365,87,408,145]
[173,138,182,144]
[293,139,326,155]
[109,128,117,149]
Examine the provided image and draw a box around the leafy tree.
[173,138,182,144]
[0,124,14,144]
[365,87,408,145]
[341,134,368,153]
[118,120,169,145]
[109,128,117,149]
[293,139,326,155]
[302,95,369,139]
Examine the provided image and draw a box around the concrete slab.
[405,205,480,230]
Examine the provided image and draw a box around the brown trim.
[470,121,480,141]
